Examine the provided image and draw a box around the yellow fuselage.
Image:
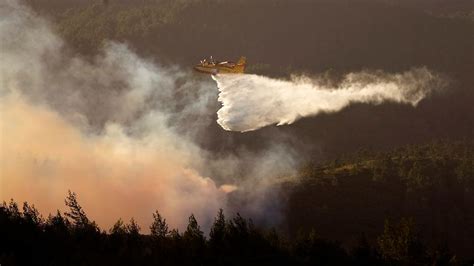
[194,63,244,75]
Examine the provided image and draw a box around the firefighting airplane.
[194,56,246,75]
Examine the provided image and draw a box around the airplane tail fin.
[237,56,247,66]
[235,56,246,73]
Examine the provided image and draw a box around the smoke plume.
[0,0,298,231]
[0,0,445,232]
[214,70,443,132]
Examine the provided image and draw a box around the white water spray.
[214,69,442,132]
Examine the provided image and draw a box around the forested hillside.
[0,197,463,265]
[34,0,473,77]
[284,140,474,256]
[1,140,473,265]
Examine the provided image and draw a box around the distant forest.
[30,0,473,76]
[284,140,474,257]
[2,140,473,265]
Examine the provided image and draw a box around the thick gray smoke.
[0,0,296,232]
[0,0,446,233]
[214,70,443,132]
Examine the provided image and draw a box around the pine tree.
[110,218,127,235]
[64,190,90,227]
[7,199,21,220]
[377,218,426,263]
[209,209,226,247]
[150,210,168,238]
[22,202,43,226]
[126,218,141,236]
[184,214,203,241]
[46,210,70,233]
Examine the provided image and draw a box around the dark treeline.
[1,140,473,265]
[1,192,472,265]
